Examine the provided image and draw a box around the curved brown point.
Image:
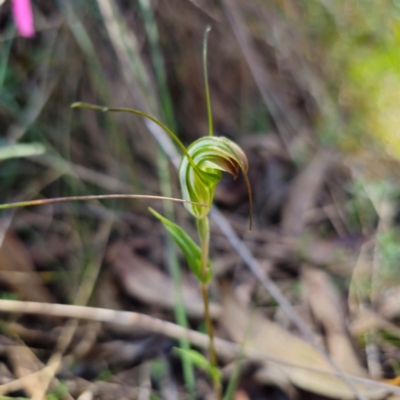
[243,173,253,231]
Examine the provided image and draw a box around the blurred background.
[1,0,400,399]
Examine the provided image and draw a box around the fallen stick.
[0,299,398,396]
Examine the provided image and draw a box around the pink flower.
[12,0,34,38]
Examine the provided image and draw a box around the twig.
[0,299,398,395]
[0,361,57,396]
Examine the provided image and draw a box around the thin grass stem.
[71,102,200,173]
[197,216,222,400]
[203,26,213,137]
[0,194,206,210]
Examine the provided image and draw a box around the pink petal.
[12,0,34,38]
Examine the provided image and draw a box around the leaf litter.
[1,1,400,399]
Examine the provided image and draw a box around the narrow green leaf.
[174,348,222,382]
[148,207,211,283]
[0,143,46,161]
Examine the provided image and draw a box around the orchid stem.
[197,216,222,400]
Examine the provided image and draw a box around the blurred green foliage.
[300,0,400,155]
[47,382,68,400]
[377,227,400,286]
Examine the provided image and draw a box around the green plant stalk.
[197,216,222,400]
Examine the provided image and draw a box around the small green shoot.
[96,368,113,382]
[151,358,168,381]
[47,382,68,400]
[174,347,222,384]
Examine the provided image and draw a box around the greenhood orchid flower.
[179,136,252,227]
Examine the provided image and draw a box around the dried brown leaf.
[282,149,334,236]
[302,267,366,377]
[220,288,386,399]
[107,241,221,319]
[0,233,55,303]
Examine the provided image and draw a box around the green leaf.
[0,143,46,161]
[149,207,211,283]
[174,348,222,383]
